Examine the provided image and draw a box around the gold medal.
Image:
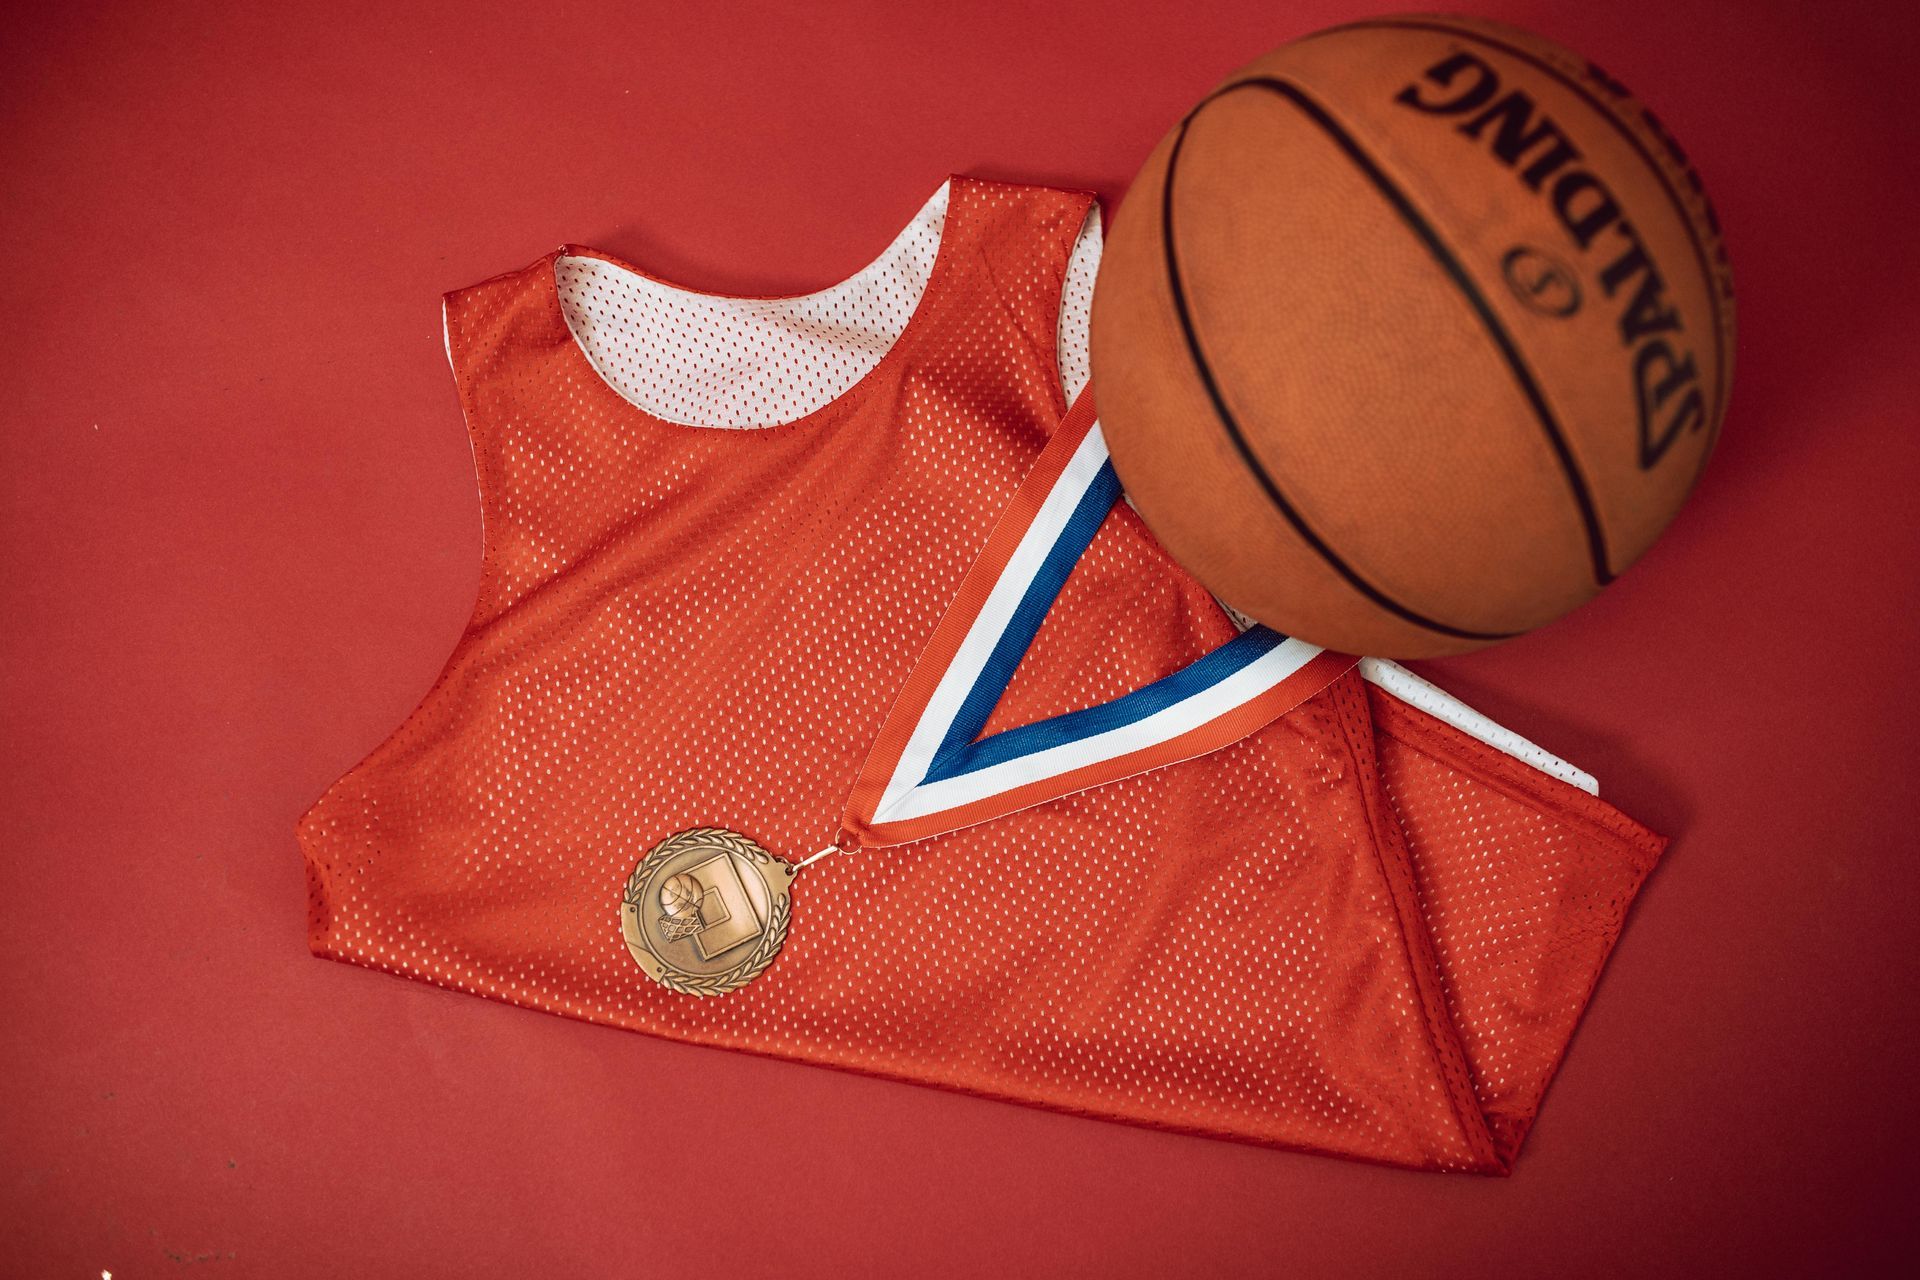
[620,828,798,996]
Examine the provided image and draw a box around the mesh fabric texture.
[298,177,1664,1173]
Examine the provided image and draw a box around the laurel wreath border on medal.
[621,827,793,997]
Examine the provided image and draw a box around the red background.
[3,0,1915,1274]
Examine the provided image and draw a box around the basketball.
[1090,15,1735,657]
[660,873,704,919]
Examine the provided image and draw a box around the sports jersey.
[297,176,1663,1173]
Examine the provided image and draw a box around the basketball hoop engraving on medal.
[621,828,796,996]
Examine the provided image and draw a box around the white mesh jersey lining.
[550,181,1104,429]
[1058,208,1100,404]
[1360,658,1597,794]
[486,182,1595,793]
[554,181,951,428]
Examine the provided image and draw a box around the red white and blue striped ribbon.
[838,391,1356,849]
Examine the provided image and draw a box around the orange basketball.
[1090,15,1735,657]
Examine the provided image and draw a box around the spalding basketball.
[1090,15,1735,657]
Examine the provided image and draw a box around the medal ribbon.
[837,389,1357,850]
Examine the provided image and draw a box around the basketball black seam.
[1227,76,1616,586]
[1159,99,1521,643]
[1344,16,1731,467]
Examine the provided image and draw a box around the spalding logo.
[1394,52,1705,471]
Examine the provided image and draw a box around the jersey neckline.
[541,176,962,439]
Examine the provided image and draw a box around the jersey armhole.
[1056,202,1102,405]
[440,292,508,632]
[294,294,510,899]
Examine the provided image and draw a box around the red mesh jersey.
[297,177,1664,1173]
